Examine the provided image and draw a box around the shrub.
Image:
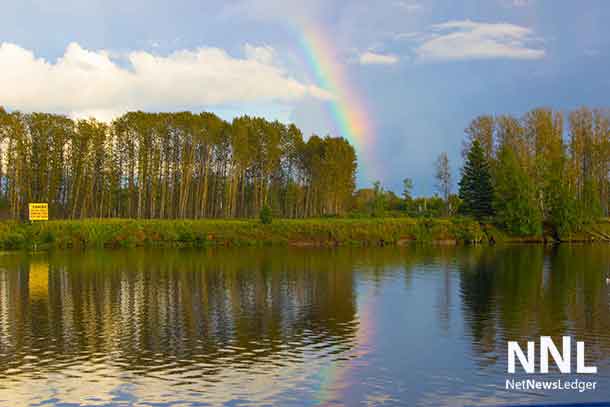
[3,231,26,249]
[260,205,273,225]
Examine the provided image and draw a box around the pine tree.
[458,140,494,220]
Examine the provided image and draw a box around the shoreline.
[0,218,609,250]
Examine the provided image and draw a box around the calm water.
[1,246,610,406]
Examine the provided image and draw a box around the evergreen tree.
[458,140,494,220]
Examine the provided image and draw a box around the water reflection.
[459,246,610,370]
[0,246,609,406]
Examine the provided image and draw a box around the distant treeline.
[0,109,356,220]
[458,107,610,236]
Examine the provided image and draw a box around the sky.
[1,0,609,195]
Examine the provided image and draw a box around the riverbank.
[0,218,609,250]
[484,219,610,244]
[0,218,481,249]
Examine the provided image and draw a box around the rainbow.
[298,23,376,182]
[313,283,378,405]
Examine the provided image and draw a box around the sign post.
[29,203,49,221]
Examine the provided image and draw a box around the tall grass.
[0,217,486,250]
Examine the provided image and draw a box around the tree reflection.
[1,244,610,397]
[458,245,610,367]
[0,248,362,378]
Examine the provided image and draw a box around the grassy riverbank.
[0,217,609,250]
[0,218,484,250]
[483,219,610,244]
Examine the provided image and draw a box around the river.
[1,246,609,406]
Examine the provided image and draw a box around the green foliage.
[449,216,484,243]
[447,194,462,216]
[546,181,579,238]
[578,179,602,224]
[405,196,446,218]
[351,183,403,218]
[259,205,273,224]
[459,108,610,238]
[402,178,413,201]
[493,145,542,236]
[370,181,387,218]
[2,230,26,249]
[459,140,495,220]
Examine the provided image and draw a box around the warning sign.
[29,203,49,221]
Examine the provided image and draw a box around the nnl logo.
[508,336,597,374]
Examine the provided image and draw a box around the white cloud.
[359,51,399,65]
[406,20,545,61]
[243,43,275,64]
[0,42,331,120]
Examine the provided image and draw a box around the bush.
[259,205,273,225]
[450,217,484,243]
[3,231,26,249]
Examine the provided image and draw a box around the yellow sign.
[29,203,49,221]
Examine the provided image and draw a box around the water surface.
[1,246,610,406]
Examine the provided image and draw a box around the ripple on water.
[0,246,610,406]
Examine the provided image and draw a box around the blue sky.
[1,0,609,195]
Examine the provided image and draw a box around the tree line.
[0,108,356,220]
[350,106,609,237]
[458,107,610,236]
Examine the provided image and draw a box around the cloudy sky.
[1,0,609,194]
